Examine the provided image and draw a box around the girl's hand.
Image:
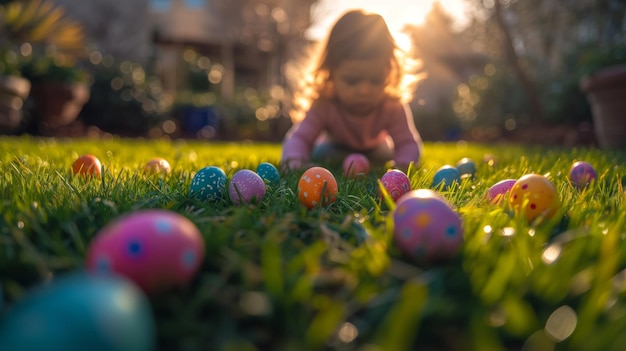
[281,158,315,172]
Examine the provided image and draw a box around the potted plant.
[579,44,626,149]
[1,0,88,134]
[20,54,90,132]
[0,48,31,133]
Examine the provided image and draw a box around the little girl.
[281,9,424,170]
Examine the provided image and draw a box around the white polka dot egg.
[393,189,463,262]
[228,169,267,205]
[86,209,205,294]
[190,166,227,202]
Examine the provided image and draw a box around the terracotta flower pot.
[0,75,31,133]
[30,81,90,129]
[580,64,626,149]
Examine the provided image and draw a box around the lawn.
[2,135,626,351]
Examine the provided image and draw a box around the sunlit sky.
[306,0,470,43]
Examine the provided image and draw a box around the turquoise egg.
[431,165,461,190]
[256,162,281,187]
[456,158,476,178]
[0,272,155,351]
[190,166,227,201]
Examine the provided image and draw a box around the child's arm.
[387,103,423,169]
[280,111,324,170]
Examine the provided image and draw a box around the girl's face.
[330,57,389,116]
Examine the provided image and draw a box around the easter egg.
[431,165,460,190]
[72,154,102,178]
[509,174,559,222]
[456,157,476,178]
[0,272,154,351]
[228,169,267,205]
[379,169,411,202]
[190,166,227,202]
[86,209,205,294]
[256,162,281,187]
[485,179,517,204]
[569,161,597,188]
[393,189,463,261]
[144,157,171,175]
[343,153,370,177]
[297,166,338,209]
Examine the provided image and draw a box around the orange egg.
[72,154,102,178]
[144,157,171,175]
[297,166,338,209]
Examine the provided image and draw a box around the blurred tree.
[452,0,625,129]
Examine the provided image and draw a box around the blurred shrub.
[79,57,172,136]
[452,61,530,131]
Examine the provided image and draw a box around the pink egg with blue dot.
[431,165,461,190]
[228,169,267,205]
[256,162,281,187]
[485,179,517,204]
[86,209,205,294]
[190,166,227,202]
[393,189,463,261]
[343,153,370,178]
[569,161,597,188]
[379,169,411,202]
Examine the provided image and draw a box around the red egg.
[86,210,205,294]
[343,153,370,178]
[297,166,338,209]
[509,174,560,222]
[72,154,102,178]
[379,169,411,202]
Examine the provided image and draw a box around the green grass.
[2,135,626,351]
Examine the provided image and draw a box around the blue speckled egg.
[431,165,461,190]
[256,162,281,187]
[456,158,476,178]
[190,166,227,201]
[0,272,155,351]
[393,189,463,261]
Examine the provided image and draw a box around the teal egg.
[190,166,227,201]
[0,272,155,351]
[431,165,461,190]
[456,157,476,178]
[256,162,281,187]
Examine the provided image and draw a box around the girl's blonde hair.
[288,9,423,122]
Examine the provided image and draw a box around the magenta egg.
[393,189,463,261]
[86,210,205,294]
[228,169,267,205]
[379,169,411,202]
[569,161,597,188]
[343,153,370,177]
[485,179,517,204]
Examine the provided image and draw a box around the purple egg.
[485,179,517,204]
[569,161,597,188]
[228,169,267,205]
[393,189,463,261]
[379,169,411,202]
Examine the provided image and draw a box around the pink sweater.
[281,98,423,167]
